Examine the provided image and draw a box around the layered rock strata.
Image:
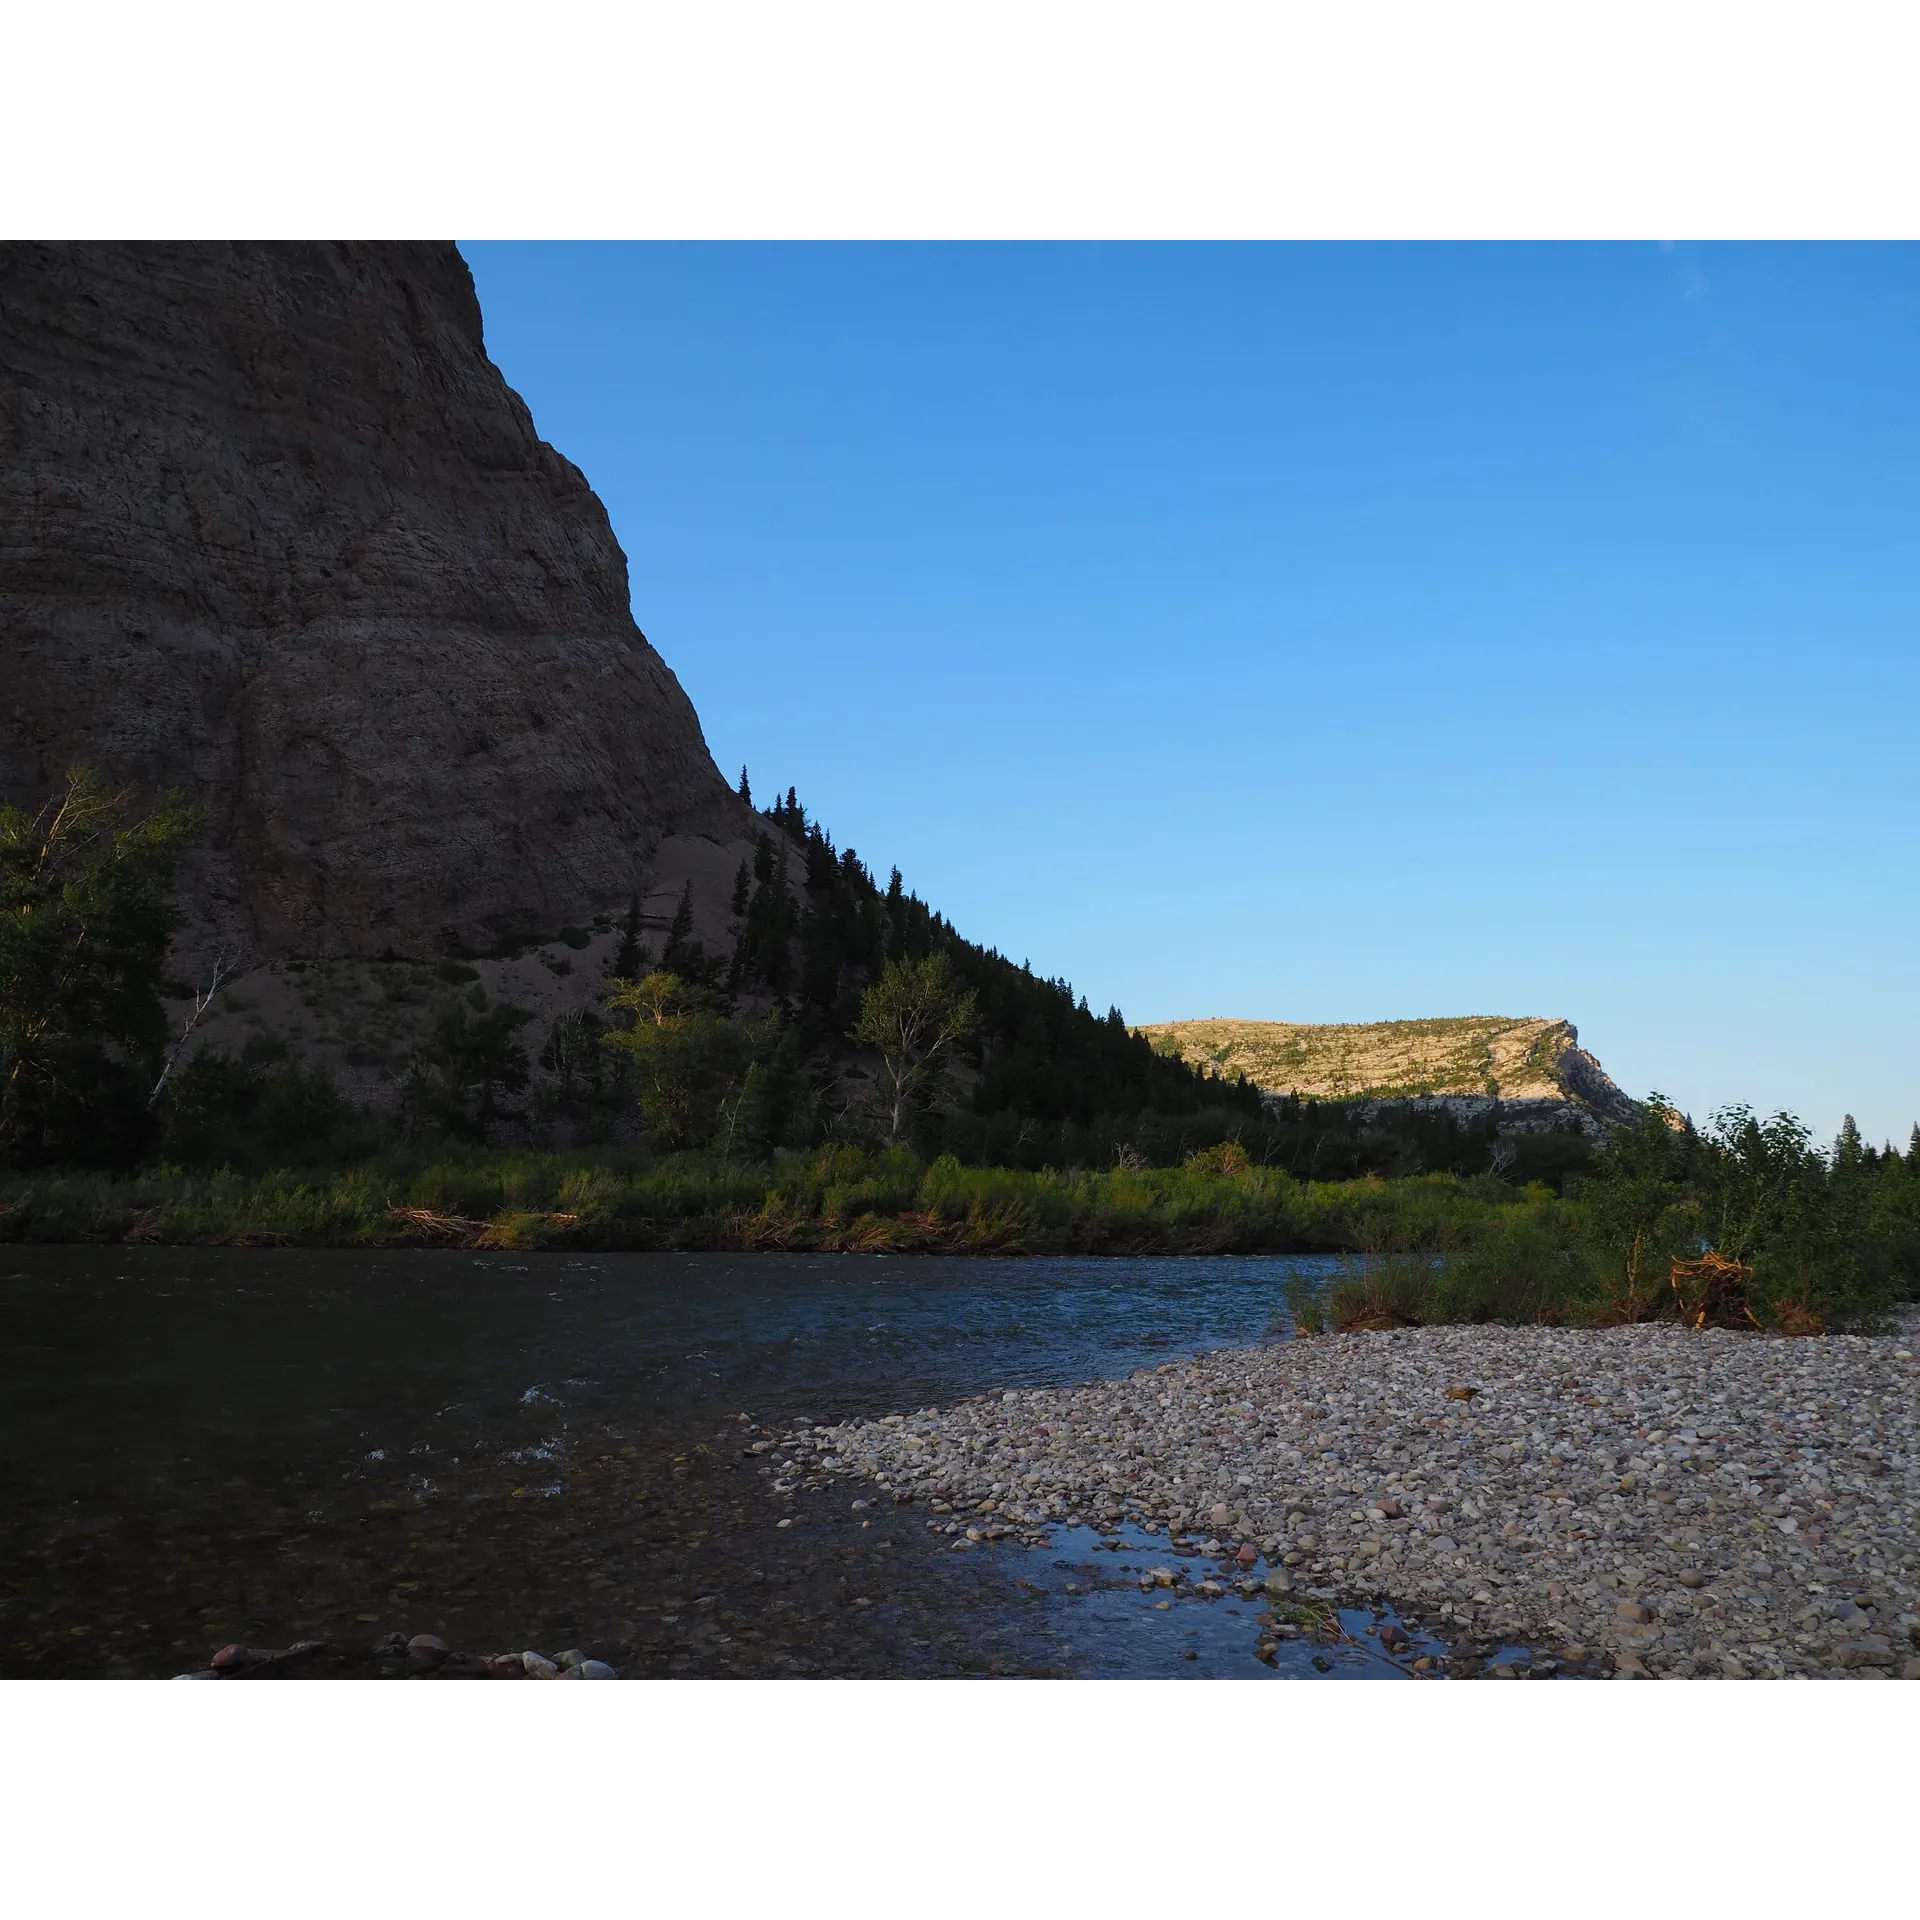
[1139,1015,1642,1135]
[0,240,751,962]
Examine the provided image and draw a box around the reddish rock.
[219,1639,339,1678]
[210,1643,296,1674]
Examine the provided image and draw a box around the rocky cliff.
[1137,1015,1643,1135]
[0,241,753,963]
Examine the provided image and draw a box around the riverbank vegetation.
[5,769,1918,1328]
[1286,1102,1920,1336]
[0,1144,1538,1257]
[4,1112,1918,1336]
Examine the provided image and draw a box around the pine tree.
[610,892,647,982]
[737,766,752,805]
[730,859,750,917]
[662,879,697,973]
[884,866,906,962]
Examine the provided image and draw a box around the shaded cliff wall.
[0,241,751,961]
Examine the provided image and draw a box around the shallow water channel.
[2,1247,1440,1679]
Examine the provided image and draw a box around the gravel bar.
[789,1320,1920,1678]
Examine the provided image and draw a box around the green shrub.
[1431,1213,1598,1324]
[1327,1253,1438,1330]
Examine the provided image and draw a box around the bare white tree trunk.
[149,950,248,1105]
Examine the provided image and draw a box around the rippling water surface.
[1,1246,1433,1679]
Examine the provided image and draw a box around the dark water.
[1,1247,1443,1679]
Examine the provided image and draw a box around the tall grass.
[7,1135,1912,1332]
[0,1146,1538,1257]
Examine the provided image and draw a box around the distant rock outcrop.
[0,241,753,963]
[1137,1015,1642,1135]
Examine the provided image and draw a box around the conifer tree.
[884,866,907,962]
[730,859,750,917]
[662,879,697,973]
[609,891,648,982]
[737,766,752,805]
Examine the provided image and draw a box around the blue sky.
[462,243,1918,1147]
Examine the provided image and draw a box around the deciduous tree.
[401,992,534,1141]
[603,969,765,1150]
[851,951,979,1144]
[1,766,199,1167]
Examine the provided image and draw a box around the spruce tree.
[730,859,750,917]
[610,892,647,982]
[737,766,752,805]
[885,866,907,962]
[662,879,697,973]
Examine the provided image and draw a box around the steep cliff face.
[0,241,751,961]
[1138,1014,1643,1135]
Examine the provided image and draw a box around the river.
[1,1246,1432,1679]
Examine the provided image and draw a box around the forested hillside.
[4,766,1583,1183]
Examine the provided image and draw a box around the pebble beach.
[791,1317,1920,1678]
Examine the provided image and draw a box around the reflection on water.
[0,1246,1411,1678]
[982,1521,1440,1678]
